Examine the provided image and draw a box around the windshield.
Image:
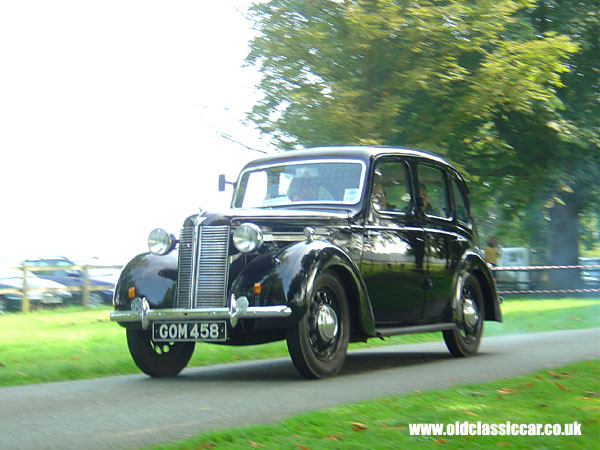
[232,160,366,209]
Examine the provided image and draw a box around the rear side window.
[417,164,451,219]
[451,176,471,225]
[372,159,412,214]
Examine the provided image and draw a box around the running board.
[375,323,456,338]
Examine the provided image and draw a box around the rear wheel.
[286,271,350,379]
[443,274,484,357]
[126,328,195,377]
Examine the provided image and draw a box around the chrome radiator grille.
[176,225,230,308]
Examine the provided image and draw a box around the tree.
[246,0,599,286]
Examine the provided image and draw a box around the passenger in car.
[288,177,317,201]
[371,184,389,211]
[420,183,441,216]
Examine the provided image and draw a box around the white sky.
[0,0,272,264]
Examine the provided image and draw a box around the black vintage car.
[111,147,501,379]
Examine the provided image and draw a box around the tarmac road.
[1,328,598,450]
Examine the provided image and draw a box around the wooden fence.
[0,264,122,312]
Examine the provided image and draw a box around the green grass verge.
[0,298,598,387]
[145,360,600,450]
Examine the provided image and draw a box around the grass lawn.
[144,360,600,450]
[0,297,598,387]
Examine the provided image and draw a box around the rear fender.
[453,250,502,322]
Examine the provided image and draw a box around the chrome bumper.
[109,295,292,330]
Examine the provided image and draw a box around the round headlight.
[148,228,174,255]
[233,223,263,253]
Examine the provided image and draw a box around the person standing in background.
[484,236,499,266]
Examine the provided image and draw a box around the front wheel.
[126,328,195,377]
[443,274,485,357]
[286,271,350,379]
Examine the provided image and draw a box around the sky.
[0,1,272,264]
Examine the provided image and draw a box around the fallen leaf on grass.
[433,438,447,445]
[296,444,309,450]
[248,441,263,448]
[0,362,6,368]
[325,435,340,441]
[568,316,582,322]
[553,382,570,391]
[461,410,479,417]
[194,443,215,449]
[537,404,549,408]
[194,443,216,449]
[382,424,407,431]
[496,442,509,447]
[547,371,573,379]
[495,388,518,395]
[350,422,369,431]
[584,391,600,398]
[466,391,486,397]
[16,371,26,376]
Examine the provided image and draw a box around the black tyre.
[126,328,195,377]
[443,274,485,357]
[286,271,350,379]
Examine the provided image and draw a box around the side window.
[451,176,471,225]
[417,164,451,219]
[372,159,412,214]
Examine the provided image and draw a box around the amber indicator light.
[128,287,136,299]
[254,283,261,295]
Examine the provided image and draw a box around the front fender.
[231,240,376,337]
[113,252,178,311]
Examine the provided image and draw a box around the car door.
[416,164,464,323]
[360,156,427,325]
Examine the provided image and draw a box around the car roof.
[243,146,451,169]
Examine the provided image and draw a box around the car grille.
[176,225,230,308]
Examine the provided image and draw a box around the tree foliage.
[246,0,600,272]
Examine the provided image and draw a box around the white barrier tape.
[493,265,600,271]
[497,288,600,295]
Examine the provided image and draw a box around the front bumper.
[109,295,292,330]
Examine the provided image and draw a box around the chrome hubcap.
[462,297,479,332]
[316,303,338,343]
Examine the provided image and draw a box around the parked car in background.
[111,146,502,379]
[496,247,531,290]
[0,268,72,313]
[72,257,121,288]
[579,256,600,287]
[22,257,114,306]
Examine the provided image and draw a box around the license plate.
[152,321,227,342]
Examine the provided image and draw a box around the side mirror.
[218,174,227,192]
[219,174,235,192]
